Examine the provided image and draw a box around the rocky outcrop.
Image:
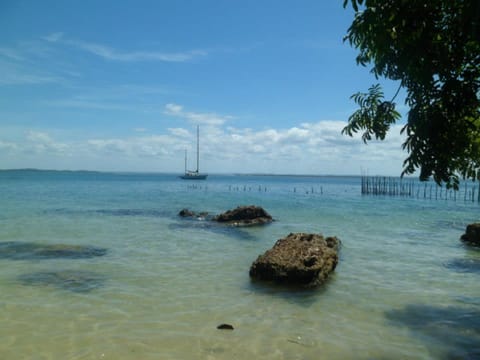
[249,233,340,287]
[214,205,273,227]
[179,205,273,227]
[461,223,480,246]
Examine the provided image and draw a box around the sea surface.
[0,170,479,360]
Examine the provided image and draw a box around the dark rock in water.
[18,270,106,293]
[0,241,107,260]
[178,205,272,228]
[217,323,234,330]
[179,208,196,217]
[178,208,211,220]
[214,205,273,227]
[461,223,480,246]
[249,233,340,287]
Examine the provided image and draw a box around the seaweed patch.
[444,258,480,274]
[18,270,106,293]
[0,242,107,260]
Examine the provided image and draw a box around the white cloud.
[0,108,408,175]
[164,103,232,126]
[37,32,208,64]
[43,85,177,111]
[25,131,69,154]
[0,140,18,151]
[168,127,191,138]
[0,47,25,61]
[0,72,60,85]
[0,58,63,85]
[86,134,181,158]
[45,98,133,111]
[42,32,64,43]
[52,36,207,63]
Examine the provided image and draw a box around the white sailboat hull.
[180,172,208,180]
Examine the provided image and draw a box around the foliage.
[342,0,480,188]
[342,84,401,143]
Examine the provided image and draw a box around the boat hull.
[180,174,208,180]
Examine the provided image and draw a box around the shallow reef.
[18,270,106,293]
[0,241,107,260]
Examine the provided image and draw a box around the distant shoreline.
[0,168,409,179]
[0,168,359,177]
[233,173,361,178]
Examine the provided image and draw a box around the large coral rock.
[461,223,480,246]
[249,233,340,287]
[214,205,273,227]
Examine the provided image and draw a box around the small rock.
[217,323,234,330]
[461,223,480,246]
[214,205,273,227]
[178,208,196,217]
[178,209,211,220]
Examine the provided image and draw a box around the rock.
[178,208,210,220]
[217,323,234,330]
[178,208,196,217]
[214,205,273,227]
[249,233,340,287]
[461,223,480,246]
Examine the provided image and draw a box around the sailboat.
[180,125,208,180]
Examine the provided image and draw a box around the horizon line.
[0,168,413,178]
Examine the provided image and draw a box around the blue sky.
[0,0,408,175]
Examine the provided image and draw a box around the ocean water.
[0,170,479,360]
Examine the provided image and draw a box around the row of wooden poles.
[227,185,324,194]
[187,184,324,194]
[362,176,480,202]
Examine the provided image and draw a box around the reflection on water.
[435,220,468,232]
[18,270,106,293]
[0,241,107,260]
[169,220,257,241]
[247,276,335,308]
[385,304,480,359]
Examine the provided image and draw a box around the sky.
[0,0,409,175]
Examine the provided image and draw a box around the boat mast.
[196,125,200,173]
[184,149,187,173]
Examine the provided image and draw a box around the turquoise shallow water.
[0,170,479,359]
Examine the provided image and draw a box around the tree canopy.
[342,0,480,188]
